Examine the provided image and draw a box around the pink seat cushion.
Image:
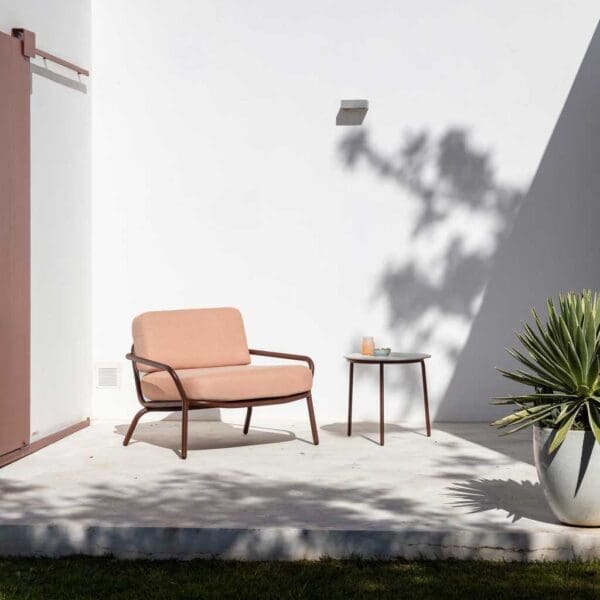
[140,364,313,401]
[132,307,250,372]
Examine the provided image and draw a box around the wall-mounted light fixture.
[336,99,368,126]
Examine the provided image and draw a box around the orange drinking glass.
[361,336,375,356]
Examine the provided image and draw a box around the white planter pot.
[533,426,600,526]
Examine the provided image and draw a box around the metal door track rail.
[11,28,89,77]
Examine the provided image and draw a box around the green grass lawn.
[1,557,600,599]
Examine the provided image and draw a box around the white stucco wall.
[91,1,600,424]
[0,0,92,439]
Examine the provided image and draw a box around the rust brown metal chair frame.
[124,347,318,458]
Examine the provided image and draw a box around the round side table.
[344,352,431,446]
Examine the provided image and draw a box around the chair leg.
[243,407,253,434]
[123,408,148,446]
[181,401,189,459]
[306,393,319,445]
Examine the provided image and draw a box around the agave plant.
[493,290,600,453]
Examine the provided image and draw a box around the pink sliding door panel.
[0,29,31,456]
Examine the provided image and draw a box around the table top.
[344,352,430,363]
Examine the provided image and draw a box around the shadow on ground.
[447,478,557,525]
[322,421,430,444]
[435,422,534,466]
[0,422,566,559]
[113,420,297,453]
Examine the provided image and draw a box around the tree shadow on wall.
[338,128,527,413]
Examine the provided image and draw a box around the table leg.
[420,360,431,437]
[347,362,354,436]
[380,363,384,446]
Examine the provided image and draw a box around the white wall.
[0,0,92,439]
[92,0,600,424]
[441,20,600,421]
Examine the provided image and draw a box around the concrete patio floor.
[1,417,600,561]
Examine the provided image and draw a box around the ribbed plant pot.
[533,426,600,526]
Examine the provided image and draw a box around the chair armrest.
[125,352,188,402]
[249,348,314,375]
[126,352,175,373]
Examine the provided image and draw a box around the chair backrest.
[132,307,250,372]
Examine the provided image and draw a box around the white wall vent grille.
[95,363,120,389]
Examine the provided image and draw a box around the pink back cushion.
[132,307,250,372]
